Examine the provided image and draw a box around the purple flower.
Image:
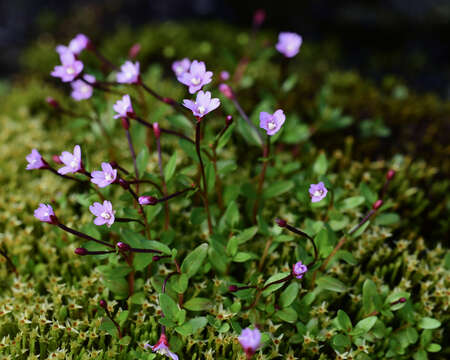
[275,32,302,58]
[238,328,261,358]
[309,182,328,203]
[51,51,84,82]
[71,74,95,101]
[172,58,191,77]
[113,95,134,119]
[145,334,178,360]
[116,61,140,84]
[177,60,213,94]
[91,162,117,188]
[292,261,308,279]
[57,145,82,175]
[26,149,46,170]
[259,109,286,136]
[34,204,56,224]
[56,34,90,56]
[182,91,220,118]
[89,200,115,227]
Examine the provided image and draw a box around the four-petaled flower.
[177,60,213,94]
[34,204,56,224]
[71,74,95,101]
[172,58,191,77]
[183,90,220,118]
[89,200,116,227]
[91,162,117,188]
[292,261,308,279]
[238,327,261,359]
[145,334,179,360]
[51,51,84,82]
[56,33,90,56]
[116,61,140,84]
[309,182,328,203]
[259,109,286,136]
[26,149,46,170]
[113,95,134,119]
[57,145,82,175]
[276,32,302,58]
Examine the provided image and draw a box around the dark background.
[1,0,449,97]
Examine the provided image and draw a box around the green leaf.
[99,317,119,338]
[205,161,215,194]
[262,272,291,296]
[279,283,299,308]
[337,310,353,332]
[136,148,149,176]
[263,180,294,199]
[413,349,428,360]
[184,297,212,311]
[332,334,351,348]
[339,196,365,210]
[159,293,180,322]
[426,343,441,352]
[418,317,441,329]
[233,252,257,262]
[350,316,377,336]
[350,221,371,238]
[190,207,206,225]
[275,306,298,323]
[315,227,333,258]
[362,279,382,314]
[359,182,378,205]
[143,240,171,255]
[217,123,235,150]
[171,274,189,294]
[334,250,357,265]
[119,336,131,345]
[313,153,328,175]
[374,213,400,226]
[316,276,347,293]
[133,253,153,272]
[180,243,208,278]
[235,227,258,244]
[385,291,410,311]
[130,292,146,305]
[164,152,177,182]
[224,201,239,227]
[281,74,298,93]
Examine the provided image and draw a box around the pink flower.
[56,34,90,56]
[26,149,47,170]
[91,163,117,188]
[292,261,308,279]
[259,109,285,136]
[113,95,134,119]
[238,328,261,358]
[172,58,191,77]
[71,74,95,101]
[183,90,220,118]
[276,32,302,58]
[51,51,83,82]
[34,204,57,224]
[309,182,328,203]
[177,60,213,94]
[144,334,179,360]
[89,200,115,227]
[57,145,82,175]
[116,61,140,84]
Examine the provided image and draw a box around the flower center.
[313,190,323,197]
[268,121,276,130]
[66,67,75,75]
[31,159,37,164]
[105,173,112,181]
[191,77,201,85]
[197,106,205,114]
[70,160,78,168]
[81,85,90,93]
[44,212,49,217]
[176,66,183,74]
[101,212,111,220]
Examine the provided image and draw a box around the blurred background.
[1,0,450,97]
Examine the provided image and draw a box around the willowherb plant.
[1,11,445,360]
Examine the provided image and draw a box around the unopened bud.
[99,299,107,309]
[110,161,118,169]
[139,195,158,205]
[253,9,266,27]
[276,218,287,227]
[118,178,129,190]
[226,115,233,125]
[117,242,131,251]
[52,155,63,164]
[46,97,60,109]
[153,122,161,139]
[228,285,238,292]
[219,83,234,99]
[220,71,230,81]
[372,200,383,210]
[163,97,175,105]
[121,117,130,130]
[399,297,406,303]
[74,248,88,256]
[386,170,396,181]
[128,43,141,59]
[152,255,161,262]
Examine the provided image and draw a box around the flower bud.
[153,122,161,139]
[163,97,175,105]
[118,178,129,190]
[275,218,287,227]
[139,196,158,205]
[228,285,238,292]
[152,255,161,262]
[74,248,88,256]
[46,97,60,109]
[399,297,406,303]
[218,83,234,99]
[372,199,383,210]
[128,43,141,59]
[52,155,63,164]
[253,9,266,27]
[220,71,230,81]
[386,170,396,181]
[110,161,118,169]
[117,242,131,251]
[99,299,107,309]
[121,117,130,130]
[226,115,233,126]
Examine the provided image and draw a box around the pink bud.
[253,9,266,27]
[99,299,107,309]
[372,200,383,210]
[153,122,161,139]
[52,155,63,164]
[219,83,234,99]
[226,115,233,125]
[117,242,131,251]
[229,285,238,292]
[220,71,230,81]
[75,248,88,256]
[128,43,141,59]
[121,117,130,130]
[386,170,396,181]
[276,218,287,227]
[46,97,60,109]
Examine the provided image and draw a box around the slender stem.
[0,247,18,276]
[252,135,270,222]
[45,167,87,184]
[57,223,114,248]
[132,115,194,144]
[138,81,187,117]
[231,97,263,144]
[156,137,170,230]
[195,121,213,234]
[211,147,224,210]
[127,186,150,239]
[82,250,116,255]
[128,179,163,194]
[158,187,193,203]
[258,237,272,271]
[284,223,318,266]
[125,128,139,194]
[348,209,375,235]
[245,274,293,310]
[103,307,122,338]
[128,247,161,254]
[88,47,119,71]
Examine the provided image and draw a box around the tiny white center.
[105,173,112,181]
[66,67,75,75]
[101,212,111,220]
[191,77,200,85]
[44,212,49,217]
[268,122,276,130]
[176,66,183,74]
[197,106,205,114]
[313,190,323,197]
[81,85,90,93]
[31,159,37,164]
[70,160,77,168]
